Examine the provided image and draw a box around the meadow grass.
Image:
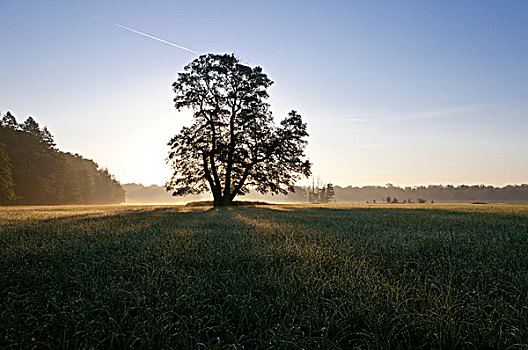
[1,203,527,349]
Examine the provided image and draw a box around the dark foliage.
[0,111,125,205]
[167,54,311,206]
[0,143,15,201]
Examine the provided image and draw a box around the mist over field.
[124,183,528,205]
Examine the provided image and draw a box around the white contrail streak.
[96,18,196,53]
[46,0,196,53]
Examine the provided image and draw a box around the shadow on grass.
[1,205,527,348]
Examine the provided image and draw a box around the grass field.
[1,203,528,349]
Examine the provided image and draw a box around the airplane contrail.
[46,0,196,53]
[93,17,197,53]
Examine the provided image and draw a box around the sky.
[1,0,527,187]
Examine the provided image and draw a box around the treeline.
[123,182,528,204]
[0,111,125,205]
[334,183,528,203]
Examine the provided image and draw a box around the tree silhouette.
[167,54,311,206]
[1,112,18,129]
[306,179,336,203]
[325,183,336,202]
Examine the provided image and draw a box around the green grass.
[1,203,527,349]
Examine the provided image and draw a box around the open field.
[1,203,528,349]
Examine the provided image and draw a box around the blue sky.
[1,0,527,186]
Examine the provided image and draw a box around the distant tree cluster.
[306,177,335,203]
[337,183,528,203]
[384,197,426,204]
[0,111,125,205]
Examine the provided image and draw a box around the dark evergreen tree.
[41,126,56,149]
[324,183,335,202]
[21,116,41,136]
[1,111,18,129]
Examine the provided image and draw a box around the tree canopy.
[167,53,311,206]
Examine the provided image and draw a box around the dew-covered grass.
[1,203,527,349]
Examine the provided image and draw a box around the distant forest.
[125,182,528,204]
[334,183,528,203]
[0,111,124,205]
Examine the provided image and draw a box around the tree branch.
[230,162,254,200]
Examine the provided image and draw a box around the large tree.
[167,53,311,206]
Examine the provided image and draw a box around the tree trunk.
[214,194,233,207]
